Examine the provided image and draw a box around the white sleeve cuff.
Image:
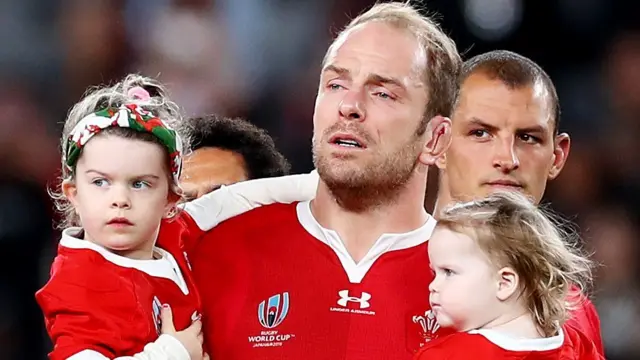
[65,335,190,360]
[144,334,191,360]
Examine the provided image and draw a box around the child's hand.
[161,304,204,360]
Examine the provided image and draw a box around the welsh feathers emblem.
[413,309,440,341]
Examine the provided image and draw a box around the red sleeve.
[161,188,239,254]
[158,212,204,256]
[36,255,146,360]
[565,291,604,356]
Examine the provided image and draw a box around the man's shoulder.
[565,290,603,355]
[561,322,604,359]
[213,202,300,232]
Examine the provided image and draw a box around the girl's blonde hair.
[50,74,190,229]
[437,191,593,337]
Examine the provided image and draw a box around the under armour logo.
[412,310,440,336]
[337,290,371,309]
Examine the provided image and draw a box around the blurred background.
[0,0,638,359]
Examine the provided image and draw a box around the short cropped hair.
[180,115,290,179]
[458,50,561,133]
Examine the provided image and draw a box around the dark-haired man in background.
[179,115,291,199]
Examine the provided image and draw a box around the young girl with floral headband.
[414,191,602,360]
[36,74,317,360]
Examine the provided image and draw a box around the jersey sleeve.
[565,291,604,356]
[64,335,189,360]
[169,171,319,252]
[36,259,147,360]
[183,171,318,231]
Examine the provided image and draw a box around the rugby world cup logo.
[258,292,290,329]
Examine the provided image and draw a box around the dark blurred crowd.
[0,0,638,359]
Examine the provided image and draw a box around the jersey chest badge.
[407,309,445,353]
[413,309,441,341]
[248,292,296,348]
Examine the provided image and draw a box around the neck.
[433,172,453,219]
[311,170,430,262]
[479,309,544,339]
[82,228,158,260]
[112,247,156,260]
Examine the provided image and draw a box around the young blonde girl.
[36,74,317,360]
[415,191,602,359]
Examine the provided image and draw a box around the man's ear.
[548,133,570,180]
[419,115,452,166]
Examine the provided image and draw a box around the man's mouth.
[485,179,523,188]
[329,133,366,149]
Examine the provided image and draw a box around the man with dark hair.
[179,115,291,199]
[457,50,561,131]
[434,50,603,353]
[436,50,568,209]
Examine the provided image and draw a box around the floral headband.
[63,87,183,184]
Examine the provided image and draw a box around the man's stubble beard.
[312,135,423,212]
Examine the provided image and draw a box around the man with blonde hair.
[185,2,462,359]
